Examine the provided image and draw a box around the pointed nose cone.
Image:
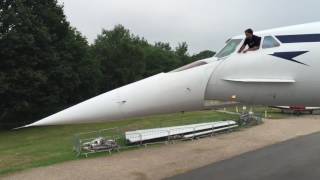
[24,60,218,127]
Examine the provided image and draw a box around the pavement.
[168,132,320,180]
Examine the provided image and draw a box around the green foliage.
[0,0,101,129]
[91,26,215,92]
[175,42,190,64]
[191,50,216,61]
[91,25,147,91]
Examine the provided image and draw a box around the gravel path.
[3,116,320,180]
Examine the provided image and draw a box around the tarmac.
[168,132,320,180]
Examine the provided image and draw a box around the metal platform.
[125,121,237,143]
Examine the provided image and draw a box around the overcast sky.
[58,0,320,54]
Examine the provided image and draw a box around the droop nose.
[23,60,218,127]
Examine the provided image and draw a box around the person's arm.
[238,39,248,53]
[238,44,246,53]
[243,46,259,53]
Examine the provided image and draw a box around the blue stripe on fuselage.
[276,34,320,43]
[270,51,309,66]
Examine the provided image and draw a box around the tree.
[0,0,100,129]
[91,25,147,91]
[175,42,192,65]
[143,44,180,76]
[191,50,216,61]
[154,42,172,51]
[91,26,195,88]
[175,42,188,57]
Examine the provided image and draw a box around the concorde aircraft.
[24,22,320,127]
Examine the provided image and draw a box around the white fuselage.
[24,22,320,127]
[206,22,320,106]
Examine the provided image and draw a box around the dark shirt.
[243,35,261,49]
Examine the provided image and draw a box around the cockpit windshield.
[215,39,242,58]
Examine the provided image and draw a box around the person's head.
[245,28,253,39]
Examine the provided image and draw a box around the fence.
[73,120,241,157]
[73,128,123,157]
[239,112,263,126]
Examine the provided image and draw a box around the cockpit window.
[215,39,242,58]
[170,61,208,72]
[262,36,280,49]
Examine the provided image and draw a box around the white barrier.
[125,121,237,143]
[183,125,239,139]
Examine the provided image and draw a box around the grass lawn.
[0,110,239,176]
